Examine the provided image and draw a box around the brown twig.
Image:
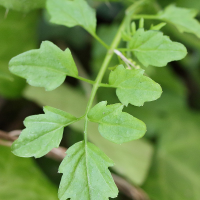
[0,139,12,147]
[0,129,149,200]
[46,147,66,161]
[0,130,16,141]
[113,174,150,200]
[8,130,21,137]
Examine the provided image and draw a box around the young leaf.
[46,0,96,34]
[88,101,146,144]
[158,5,200,38]
[59,141,118,200]
[109,65,162,106]
[128,28,187,67]
[9,41,78,91]
[12,106,77,158]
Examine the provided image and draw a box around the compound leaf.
[158,5,200,38]
[59,141,118,200]
[12,106,77,158]
[47,0,96,34]
[0,0,45,12]
[88,101,146,144]
[23,83,153,185]
[129,28,187,67]
[9,41,78,91]
[109,65,162,106]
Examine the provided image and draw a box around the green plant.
[3,0,200,199]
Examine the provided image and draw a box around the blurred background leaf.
[0,146,58,200]
[143,109,200,200]
[0,0,46,12]
[0,7,38,98]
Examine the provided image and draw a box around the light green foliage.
[0,65,25,98]
[143,111,200,200]
[176,0,200,8]
[0,68,13,81]
[0,0,45,12]
[9,41,78,91]
[109,65,162,106]
[23,85,88,130]
[126,64,200,199]
[128,28,187,67]
[0,146,58,200]
[157,0,200,9]
[23,85,153,185]
[58,141,118,200]
[158,5,200,38]
[88,101,146,143]
[12,106,77,158]
[5,0,194,199]
[0,8,38,98]
[47,0,96,34]
[88,127,154,185]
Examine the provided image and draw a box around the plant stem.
[83,0,147,144]
[92,33,110,50]
[99,83,116,88]
[83,20,126,143]
[133,14,159,20]
[75,76,95,84]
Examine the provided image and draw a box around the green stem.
[125,14,132,58]
[84,116,88,143]
[83,0,147,144]
[83,20,126,143]
[92,33,110,50]
[99,83,115,88]
[133,14,159,20]
[75,76,95,84]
